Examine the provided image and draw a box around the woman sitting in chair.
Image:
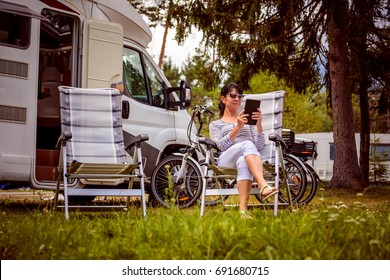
[209,82,278,218]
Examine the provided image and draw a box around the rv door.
[82,19,123,88]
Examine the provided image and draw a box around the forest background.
[128,0,389,191]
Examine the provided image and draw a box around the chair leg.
[140,177,146,218]
[62,147,69,220]
[54,146,63,210]
[137,147,147,218]
[200,165,209,217]
[274,144,280,216]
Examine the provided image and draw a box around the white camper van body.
[295,132,390,181]
[0,0,193,192]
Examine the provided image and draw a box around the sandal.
[240,210,253,219]
[260,184,278,200]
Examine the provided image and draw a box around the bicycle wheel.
[150,155,202,208]
[278,154,307,203]
[298,163,319,205]
[255,154,307,204]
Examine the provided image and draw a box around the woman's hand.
[237,110,248,128]
[251,109,263,132]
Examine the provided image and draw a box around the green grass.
[0,185,389,260]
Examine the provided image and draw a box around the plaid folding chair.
[54,86,148,219]
[199,91,293,216]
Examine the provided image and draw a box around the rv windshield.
[122,47,164,108]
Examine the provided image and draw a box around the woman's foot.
[240,210,253,219]
[260,184,278,200]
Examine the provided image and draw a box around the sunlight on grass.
[0,185,389,260]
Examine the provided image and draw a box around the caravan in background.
[295,132,390,182]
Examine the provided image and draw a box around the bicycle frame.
[170,105,212,185]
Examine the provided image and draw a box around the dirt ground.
[0,189,55,201]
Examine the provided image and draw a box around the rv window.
[144,59,164,108]
[0,11,30,48]
[40,10,73,47]
[123,48,148,104]
[329,143,334,160]
[371,144,390,161]
[39,9,75,86]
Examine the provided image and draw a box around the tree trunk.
[158,20,170,69]
[359,79,370,187]
[158,0,172,69]
[355,0,370,188]
[327,0,362,190]
[387,109,390,133]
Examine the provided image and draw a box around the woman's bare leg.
[245,154,276,195]
[237,180,252,211]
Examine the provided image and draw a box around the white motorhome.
[295,132,390,181]
[0,0,193,194]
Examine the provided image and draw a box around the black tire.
[150,155,202,208]
[255,154,307,204]
[298,163,319,205]
[278,154,307,203]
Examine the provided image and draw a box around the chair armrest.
[56,131,72,149]
[125,134,149,150]
[269,133,288,150]
[198,137,220,152]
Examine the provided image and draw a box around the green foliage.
[171,0,325,92]
[0,187,389,259]
[369,91,390,133]
[163,164,177,206]
[167,0,388,96]
[162,57,181,87]
[168,50,222,136]
[175,66,334,134]
[127,0,173,28]
[283,93,332,133]
[185,86,220,137]
[181,49,221,91]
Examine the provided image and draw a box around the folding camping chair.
[54,86,149,219]
[199,90,293,216]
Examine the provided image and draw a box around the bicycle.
[287,136,320,205]
[150,105,213,208]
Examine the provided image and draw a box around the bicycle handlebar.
[187,105,215,143]
[192,105,215,116]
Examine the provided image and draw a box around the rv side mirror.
[179,80,191,109]
[164,80,192,110]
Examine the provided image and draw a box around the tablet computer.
[244,99,261,125]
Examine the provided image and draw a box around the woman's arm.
[250,125,265,151]
[209,121,233,151]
